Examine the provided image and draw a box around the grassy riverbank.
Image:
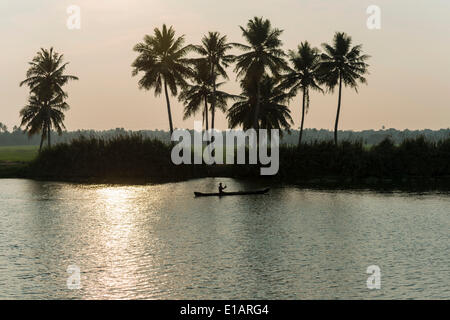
[0,145,38,162]
[1,135,450,189]
[0,145,38,178]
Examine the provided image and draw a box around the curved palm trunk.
[253,81,261,130]
[39,129,45,152]
[298,88,306,147]
[210,66,216,131]
[334,74,343,145]
[163,79,174,135]
[204,96,209,131]
[204,95,210,153]
[47,123,51,148]
[210,67,217,159]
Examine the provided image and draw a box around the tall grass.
[277,137,450,186]
[27,134,450,186]
[29,134,202,182]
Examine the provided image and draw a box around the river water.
[0,178,448,299]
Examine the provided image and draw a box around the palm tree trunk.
[204,96,209,131]
[210,67,217,159]
[47,123,51,148]
[253,81,261,130]
[298,88,306,147]
[211,66,216,131]
[39,130,45,152]
[163,79,174,135]
[204,96,210,152]
[334,74,343,145]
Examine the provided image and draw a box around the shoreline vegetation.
[1,134,449,191]
[3,18,448,191]
[2,127,450,146]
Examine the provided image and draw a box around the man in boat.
[218,182,227,194]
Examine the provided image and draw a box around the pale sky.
[1,0,449,131]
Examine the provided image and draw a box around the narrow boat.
[194,188,270,197]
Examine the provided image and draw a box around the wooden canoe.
[194,188,270,197]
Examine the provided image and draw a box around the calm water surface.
[0,178,448,299]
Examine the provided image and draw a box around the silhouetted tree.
[0,122,8,133]
[20,47,78,149]
[227,76,293,133]
[179,59,212,130]
[280,41,323,146]
[234,17,288,129]
[192,32,235,130]
[20,94,68,151]
[319,32,370,144]
[179,60,236,130]
[132,25,192,134]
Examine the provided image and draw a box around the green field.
[0,145,39,162]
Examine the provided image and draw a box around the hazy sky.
[1,0,449,131]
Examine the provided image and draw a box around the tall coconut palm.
[234,17,288,129]
[192,32,235,130]
[280,41,323,146]
[20,94,69,151]
[319,32,370,144]
[227,76,293,133]
[132,24,192,134]
[20,47,78,101]
[179,60,236,129]
[19,47,78,149]
[210,90,235,120]
[179,59,212,130]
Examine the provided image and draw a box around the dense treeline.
[0,128,171,146]
[1,128,449,147]
[278,137,450,184]
[26,135,201,182]
[20,135,450,188]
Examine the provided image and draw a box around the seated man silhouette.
[218,182,227,194]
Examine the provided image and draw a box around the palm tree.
[179,60,236,130]
[227,76,293,133]
[192,32,235,130]
[319,32,370,144]
[280,41,323,146]
[20,48,78,101]
[179,59,212,130]
[19,47,78,149]
[210,89,235,121]
[20,94,69,151]
[234,17,288,129]
[132,24,192,134]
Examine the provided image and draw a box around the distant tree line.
[1,127,449,147]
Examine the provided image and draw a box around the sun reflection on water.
[80,185,159,299]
